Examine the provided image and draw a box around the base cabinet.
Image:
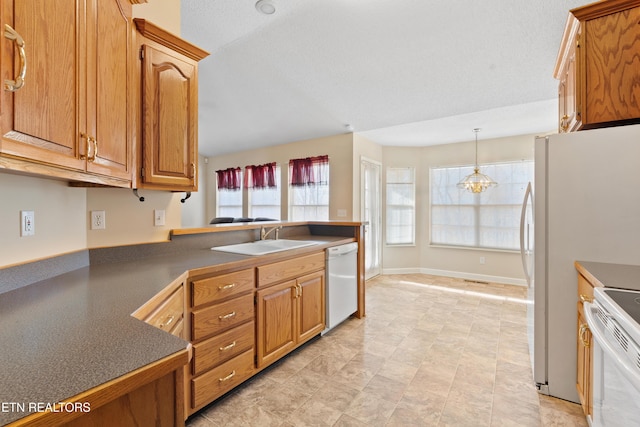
[187,268,256,415]
[256,254,325,369]
[576,271,596,419]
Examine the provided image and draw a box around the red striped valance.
[215,167,242,190]
[244,162,277,189]
[289,155,329,186]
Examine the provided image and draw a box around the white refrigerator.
[527,124,640,403]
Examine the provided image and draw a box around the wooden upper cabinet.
[555,0,640,132]
[134,19,209,191]
[0,0,132,186]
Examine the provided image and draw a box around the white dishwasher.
[323,242,358,334]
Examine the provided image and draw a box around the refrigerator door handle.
[520,182,533,286]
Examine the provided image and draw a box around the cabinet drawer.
[578,273,595,304]
[257,252,325,288]
[193,321,255,376]
[191,349,255,409]
[192,294,254,340]
[145,286,184,334]
[192,269,255,307]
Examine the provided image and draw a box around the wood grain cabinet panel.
[256,280,298,368]
[0,0,132,186]
[257,252,325,288]
[192,269,255,307]
[297,270,325,343]
[134,19,209,192]
[144,286,185,337]
[555,0,640,132]
[191,293,254,341]
[256,255,325,369]
[192,321,255,376]
[191,349,254,409]
[575,270,597,420]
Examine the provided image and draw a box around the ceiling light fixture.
[255,0,276,15]
[457,128,497,193]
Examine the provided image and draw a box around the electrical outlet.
[154,209,165,226]
[480,256,486,265]
[91,210,106,230]
[20,210,35,236]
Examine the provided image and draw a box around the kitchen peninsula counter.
[0,221,362,425]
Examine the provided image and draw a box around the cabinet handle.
[579,323,590,347]
[218,311,236,320]
[4,24,26,92]
[160,315,175,328]
[579,294,593,303]
[218,283,236,291]
[219,341,236,351]
[219,370,236,382]
[80,134,96,161]
[91,138,98,162]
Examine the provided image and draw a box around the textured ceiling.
[181,0,586,157]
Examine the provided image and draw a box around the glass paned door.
[361,158,381,279]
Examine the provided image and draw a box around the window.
[289,155,329,221]
[386,167,415,245]
[430,160,533,250]
[216,167,242,217]
[249,165,281,219]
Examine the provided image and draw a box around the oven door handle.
[584,302,640,390]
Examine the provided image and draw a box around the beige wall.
[203,134,354,225]
[0,1,182,268]
[382,133,536,284]
[0,173,87,267]
[132,0,181,35]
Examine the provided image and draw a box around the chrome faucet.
[260,225,282,240]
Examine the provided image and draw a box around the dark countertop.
[575,261,640,291]
[0,235,352,425]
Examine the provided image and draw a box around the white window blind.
[249,166,281,219]
[386,167,415,245]
[289,162,329,221]
[216,173,243,218]
[430,161,533,250]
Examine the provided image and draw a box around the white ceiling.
[181,0,585,157]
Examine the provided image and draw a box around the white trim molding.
[381,267,527,287]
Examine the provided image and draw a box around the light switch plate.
[154,209,166,226]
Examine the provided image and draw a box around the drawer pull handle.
[219,370,236,382]
[218,283,236,291]
[219,341,237,351]
[160,315,175,328]
[219,311,236,320]
[579,294,593,303]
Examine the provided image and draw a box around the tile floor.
[186,274,588,426]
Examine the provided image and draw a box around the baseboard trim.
[380,267,527,287]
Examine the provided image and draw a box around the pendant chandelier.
[457,128,497,193]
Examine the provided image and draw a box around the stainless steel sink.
[211,239,321,256]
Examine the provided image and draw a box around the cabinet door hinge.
[140,167,145,178]
[139,47,144,60]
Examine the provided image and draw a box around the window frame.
[385,167,416,246]
[429,160,533,251]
